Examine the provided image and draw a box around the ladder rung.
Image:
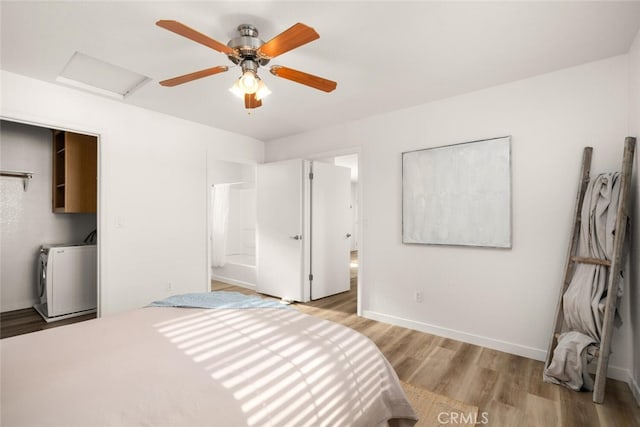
[570,256,611,267]
[554,333,600,358]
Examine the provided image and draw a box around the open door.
[310,162,351,300]
[256,159,351,302]
[256,159,308,301]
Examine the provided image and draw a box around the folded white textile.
[543,331,597,391]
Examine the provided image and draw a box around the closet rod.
[1,170,33,191]
[1,170,33,179]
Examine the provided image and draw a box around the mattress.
[1,305,417,426]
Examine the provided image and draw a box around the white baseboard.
[211,275,256,290]
[631,376,640,406]
[606,366,633,384]
[362,310,631,382]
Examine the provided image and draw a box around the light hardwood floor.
[2,256,638,426]
[213,255,640,427]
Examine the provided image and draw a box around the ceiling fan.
[156,20,337,109]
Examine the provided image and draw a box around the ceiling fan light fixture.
[229,79,244,98]
[238,70,259,94]
[255,79,271,101]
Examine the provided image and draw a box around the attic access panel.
[402,136,511,248]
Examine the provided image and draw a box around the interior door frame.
[306,148,363,316]
[205,159,259,292]
[1,113,103,317]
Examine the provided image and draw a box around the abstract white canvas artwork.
[402,136,511,248]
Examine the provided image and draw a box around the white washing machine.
[34,243,97,322]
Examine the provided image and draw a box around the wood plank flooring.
[3,253,638,426]
[0,308,95,339]
[213,256,640,427]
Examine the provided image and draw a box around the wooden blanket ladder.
[544,137,636,404]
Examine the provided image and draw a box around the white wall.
[266,55,634,380]
[0,121,97,311]
[209,160,255,187]
[628,28,640,401]
[1,70,263,316]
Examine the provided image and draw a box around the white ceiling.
[2,1,640,142]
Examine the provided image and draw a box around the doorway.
[0,119,100,332]
[207,153,362,316]
[255,159,352,303]
[313,152,360,315]
[210,181,257,288]
[208,160,257,290]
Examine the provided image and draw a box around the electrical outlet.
[415,291,423,303]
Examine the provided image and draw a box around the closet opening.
[0,119,100,338]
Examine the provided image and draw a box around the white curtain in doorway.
[211,184,231,268]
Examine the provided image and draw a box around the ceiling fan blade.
[257,23,319,59]
[156,20,236,56]
[159,66,229,87]
[244,93,262,109]
[270,66,337,92]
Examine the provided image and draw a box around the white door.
[256,159,308,301]
[310,162,351,300]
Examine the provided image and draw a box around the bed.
[1,292,417,426]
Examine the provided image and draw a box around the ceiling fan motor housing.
[227,24,270,66]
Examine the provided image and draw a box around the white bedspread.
[1,307,417,427]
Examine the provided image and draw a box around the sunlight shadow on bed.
[154,308,409,426]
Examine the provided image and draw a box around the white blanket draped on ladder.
[544,172,622,391]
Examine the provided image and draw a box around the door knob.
[346,233,352,238]
[289,235,302,240]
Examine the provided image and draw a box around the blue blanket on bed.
[148,291,292,310]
